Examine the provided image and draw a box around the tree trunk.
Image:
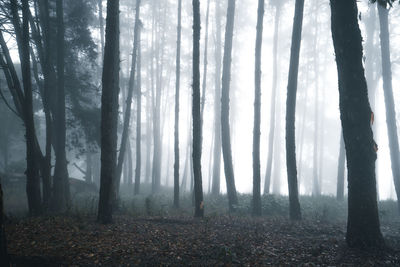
[134,27,142,195]
[264,4,281,195]
[127,139,133,185]
[211,0,222,196]
[115,0,141,200]
[192,0,204,218]
[285,0,303,220]
[377,2,400,214]
[221,0,238,211]
[86,151,93,183]
[174,0,182,208]
[98,0,105,60]
[336,132,345,201]
[330,0,384,248]
[36,0,55,209]
[252,0,264,216]
[0,182,9,266]
[53,0,70,212]
[273,90,281,195]
[200,0,211,123]
[312,9,320,197]
[18,0,43,216]
[98,0,120,224]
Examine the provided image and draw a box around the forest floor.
[5,214,400,266]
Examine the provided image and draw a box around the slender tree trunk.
[221,0,238,211]
[336,132,345,201]
[377,2,400,213]
[330,0,383,248]
[192,0,204,218]
[174,0,182,208]
[36,0,55,209]
[99,0,105,60]
[134,27,142,195]
[0,183,9,266]
[273,91,281,195]
[127,139,133,185]
[200,0,211,123]
[285,0,304,220]
[19,0,43,216]
[86,151,93,183]
[252,0,264,216]
[312,10,320,197]
[115,0,141,200]
[98,0,120,224]
[211,0,222,196]
[264,4,281,195]
[53,0,70,212]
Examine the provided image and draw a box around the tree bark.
[252,0,264,216]
[0,182,9,266]
[221,0,238,211]
[211,0,222,196]
[98,0,120,224]
[174,0,182,208]
[330,0,384,248]
[200,0,211,123]
[285,0,303,220]
[377,2,400,213]
[264,4,281,195]
[134,27,142,195]
[192,0,204,218]
[53,0,70,212]
[336,132,345,201]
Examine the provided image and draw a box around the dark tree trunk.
[200,0,211,123]
[0,183,9,266]
[221,0,238,211]
[336,132,345,201]
[134,27,142,195]
[174,0,182,208]
[20,0,43,216]
[330,0,384,248]
[115,0,141,200]
[36,0,55,209]
[252,0,264,216]
[264,4,281,195]
[377,2,400,213]
[211,0,222,196]
[192,0,204,218]
[98,0,120,224]
[53,0,70,212]
[285,0,303,220]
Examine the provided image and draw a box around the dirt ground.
[5,215,400,266]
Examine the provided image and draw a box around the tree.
[377,0,400,213]
[115,0,141,200]
[336,132,346,201]
[264,1,281,195]
[174,0,182,208]
[330,0,384,248]
[221,0,238,211]
[192,0,204,218]
[200,0,211,122]
[53,0,70,212]
[21,0,43,216]
[134,26,142,195]
[285,0,304,220]
[98,0,120,224]
[211,0,223,196]
[0,182,9,266]
[252,0,264,216]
